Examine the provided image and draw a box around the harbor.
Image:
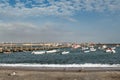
[0,43,119,54]
[0,0,120,80]
[0,43,120,79]
[0,42,120,64]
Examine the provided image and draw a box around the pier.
[0,43,70,53]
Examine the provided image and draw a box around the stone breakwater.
[0,43,69,53]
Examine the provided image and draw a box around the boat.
[46,49,58,54]
[3,52,12,54]
[98,47,102,50]
[72,44,80,49]
[84,50,90,53]
[111,47,116,50]
[81,47,89,50]
[90,48,96,51]
[61,51,70,54]
[102,45,107,49]
[32,51,46,54]
[105,48,116,53]
[106,49,112,53]
[116,44,120,47]
[111,49,116,53]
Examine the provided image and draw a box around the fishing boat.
[106,48,116,53]
[111,47,116,50]
[102,45,107,49]
[84,50,90,53]
[116,44,120,47]
[72,44,80,49]
[81,47,89,51]
[90,47,96,51]
[61,51,70,54]
[46,49,58,54]
[32,51,46,54]
[112,49,116,53]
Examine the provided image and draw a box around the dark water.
[0,47,120,64]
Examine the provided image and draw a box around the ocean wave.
[0,63,120,67]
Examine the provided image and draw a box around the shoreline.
[0,68,120,80]
[1,66,120,72]
[0,63,120,72]
[1,64,120,80]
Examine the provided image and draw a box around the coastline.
[1,64,120,80]
[0,67,120,80]
[0,64,120,72]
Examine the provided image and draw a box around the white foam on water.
[0,63,120,67]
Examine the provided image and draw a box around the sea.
[0,46,120,67]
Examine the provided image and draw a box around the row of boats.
[81,45,116,53]
[82,47,116,53]
[32,50,70,55]
[31,45,118,55]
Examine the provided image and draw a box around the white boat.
[32,51,46,54]
[46,50,58,54]
[106,48,116,53]
[116,44,120,47]
[106,49,112,53]
[61,51,70,54]
[72,44,80,49]
[111,47,116,50]
[102,45,107,49]
[112,49,116,53]
[84,50,90,53]
[98,47,102,50]
[90,48,96,51]
[82,47,89,50]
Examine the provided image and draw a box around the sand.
[0,68,120,80]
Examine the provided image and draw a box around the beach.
[0,67,120,80]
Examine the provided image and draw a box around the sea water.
[0,47,120,67]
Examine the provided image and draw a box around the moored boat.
[32,51,46,54]
[46,49,58,54]
[81,47,89,51]
[102,45,107,49]
[84,50,90,53]
[105,48,116,53]
[61,51,70,54]
[90,47,96,51]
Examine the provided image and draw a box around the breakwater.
[0,43,70,53]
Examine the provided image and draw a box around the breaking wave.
[0,63,120,67]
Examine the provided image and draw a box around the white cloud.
[0,22,38,38]
[0,22,73,42]
[0,0,119,17]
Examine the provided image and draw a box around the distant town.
[0,42,119,54]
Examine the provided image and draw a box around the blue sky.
[0,0,120,43]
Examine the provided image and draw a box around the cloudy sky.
[0,0,120,43]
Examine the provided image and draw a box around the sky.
[0,0,120,43]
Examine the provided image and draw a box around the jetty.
[0,43,71,53]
